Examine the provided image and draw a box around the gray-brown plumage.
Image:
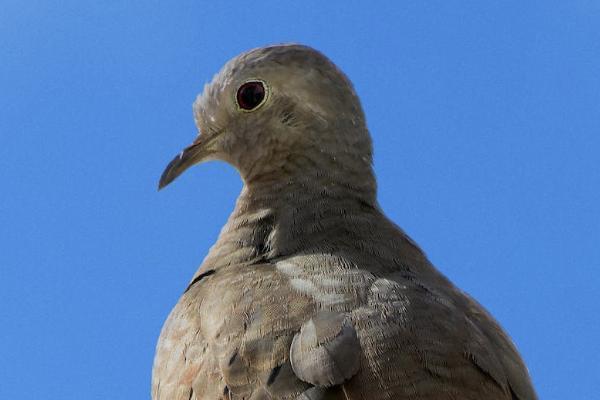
[153,44,537,400]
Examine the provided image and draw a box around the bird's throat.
[199,173,378,270]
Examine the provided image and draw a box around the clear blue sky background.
[1,1,598,399]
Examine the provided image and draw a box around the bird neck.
[199,169,380,269]
[245,164,378,206]
[195,167,439,289]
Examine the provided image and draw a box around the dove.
[153,44,537,400]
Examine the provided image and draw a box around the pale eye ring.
[236,80,267,111]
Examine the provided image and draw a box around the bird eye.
[236,81,266,111]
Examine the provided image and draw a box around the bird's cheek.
[212,132,244,166]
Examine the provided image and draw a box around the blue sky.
[1,1,599,399]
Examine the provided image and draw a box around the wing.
[461,291,538,400]
[340,275,537,400]
[153,262,536,400]
[153,263,321,400]
[152,269,226,400]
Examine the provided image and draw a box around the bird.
[153,44,537,400]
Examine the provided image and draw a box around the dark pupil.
[237,82,265,110]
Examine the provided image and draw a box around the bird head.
[159,44,373,190]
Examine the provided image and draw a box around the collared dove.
[153,44,537,400]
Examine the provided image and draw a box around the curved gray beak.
[158,134,215,190]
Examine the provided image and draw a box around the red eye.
[236,81,266,110]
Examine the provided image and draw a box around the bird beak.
[158,133,217,190]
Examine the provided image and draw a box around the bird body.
[153,44,537,400]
